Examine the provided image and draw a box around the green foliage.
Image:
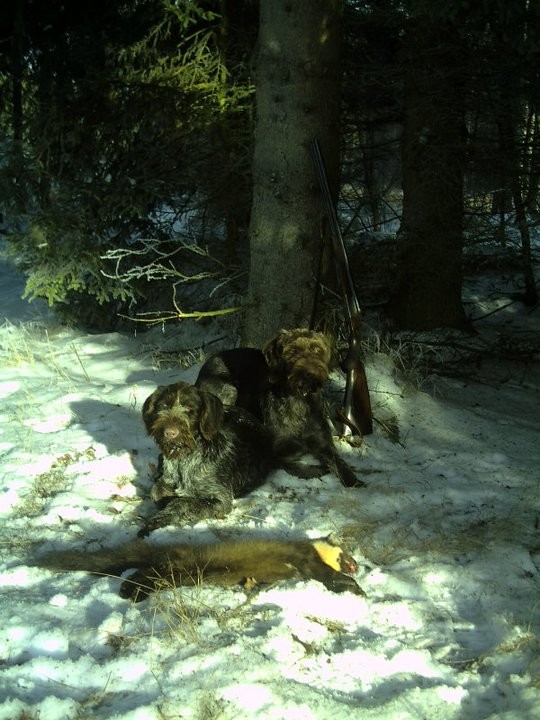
[9,218,134,307]
[22,251,132,307]
[0,0,255,325]
[162,0,220,29]
[115,0,252,118]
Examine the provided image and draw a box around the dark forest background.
[0,0,538,345]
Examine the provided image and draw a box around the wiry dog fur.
[139,381,276,535]
[196,328,363,487]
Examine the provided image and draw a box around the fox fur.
[33,537,364,602]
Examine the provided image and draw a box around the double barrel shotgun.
[309,138,373,438]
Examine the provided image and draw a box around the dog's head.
[263,328,332,396]
[142,381,224,458]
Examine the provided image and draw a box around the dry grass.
[452,631,539,675]
[194,691,226,720]
[156,690,227,720]
[337,505,538,568]
[145,573,261,647]
[142,567,215,645]
[145,345,206,370]
[0,321,80,380]
[12,447,96,518]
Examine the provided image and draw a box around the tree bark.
[392,16,468,331]
[242,0,342,347]
[11,0,24,153]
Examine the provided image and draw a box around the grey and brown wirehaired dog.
[196,328,364,488]
[139,381,276,535]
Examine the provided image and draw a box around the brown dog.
[196,329,364,487]
[139,381,277,535]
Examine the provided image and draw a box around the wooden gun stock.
[309,139,373,436]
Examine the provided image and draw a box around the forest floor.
[0,236,539,720]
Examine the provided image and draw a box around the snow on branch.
[100,237,243,325]
[101,237,217,284]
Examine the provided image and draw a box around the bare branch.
[101,235,242,326]
[100,238,220,284]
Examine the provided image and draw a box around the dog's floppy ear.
[198,390,224,439]
[263,330,287,383]
[142,386,164,434]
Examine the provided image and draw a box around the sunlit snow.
[0,245,538,720]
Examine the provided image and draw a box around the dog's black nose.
[298,377,319,395]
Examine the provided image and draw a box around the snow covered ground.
[0,249,538,720]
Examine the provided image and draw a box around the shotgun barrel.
[309,139,373,436]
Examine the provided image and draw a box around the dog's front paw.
[150,480,177,504]
[282,460,325,479]
[341,472,366,488]
[137,510,177,537]
[332,457,366,488]
[138,497,224,536]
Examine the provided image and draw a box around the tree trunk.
[392,16,468,331]
[12,0,24,153]
[242,0,342,346]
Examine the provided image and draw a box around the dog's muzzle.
[289,363,328,396]
[153,417,196,458]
